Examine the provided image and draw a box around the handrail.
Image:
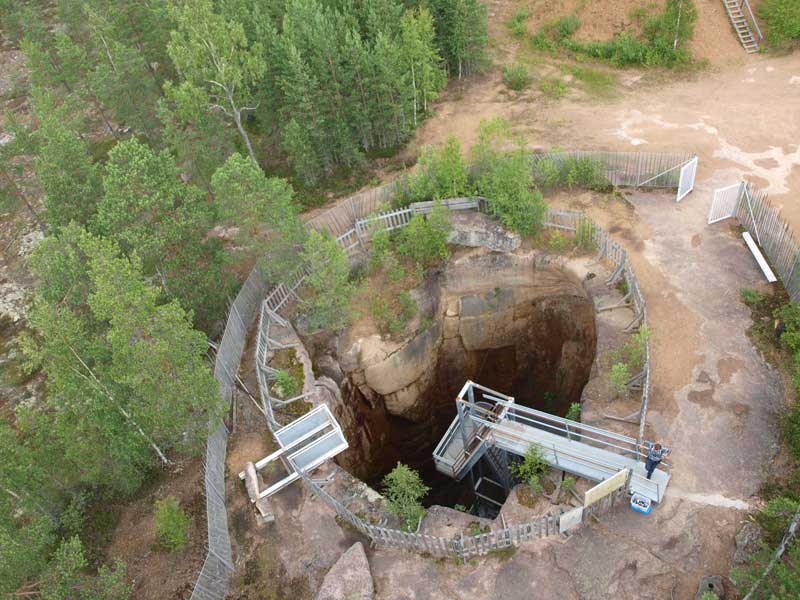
[741,0,763,40]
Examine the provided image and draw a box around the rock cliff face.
[316,250,597,489]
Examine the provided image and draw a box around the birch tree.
[400,8,446,126]
[168,0,266,165]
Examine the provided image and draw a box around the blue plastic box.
[630,493,652,515]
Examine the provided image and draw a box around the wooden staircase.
[722,0,762,53]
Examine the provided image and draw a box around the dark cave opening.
[338,290,598,513]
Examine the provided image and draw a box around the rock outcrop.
[315,542,374,600]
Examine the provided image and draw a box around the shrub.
[548,230,569,252]
[511,446,548,493]
[759,0,800,47]
[400,137,471,205]
[565,402,581,422]
[610,362,630,395]
[477,149,547,235]
[371,292,417,335]
[397,202,451,269]
[757,496,800,546]
[300,230,355,332]
[506,9,530,37]
[502,63,532,91]
[576,218,596,250]
[533,156,609,191]
[154,496,191,552]
[275,369,300,398]
[368,228,393,272]
[740,287,766,306]
[382,463,430,531]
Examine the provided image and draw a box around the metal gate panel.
[708,183,743,224]
[676,156,698,202]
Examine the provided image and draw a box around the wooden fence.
[298,466,625,559]
[735,182,800,302]
[531,150,695,189]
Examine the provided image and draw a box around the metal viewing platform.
[433,382,670,503]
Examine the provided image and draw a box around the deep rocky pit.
[311,251,597,510]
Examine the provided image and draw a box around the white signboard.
[559,506,584,534]
[584,468,629,508]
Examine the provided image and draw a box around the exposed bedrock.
[312,250,597,501]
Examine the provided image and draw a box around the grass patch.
[506,9,530,37]
[567,65,617,96]
[539,77,568,99]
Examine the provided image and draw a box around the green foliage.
[301,230,355,332]
[382,463,430,531]
[400,137,471,205]
[506,9,529,37]
[511,446,548,493]
[371,292,417,335]
[212,152,307,279]
[0,493,55,595]
[732,539,800,599]
[397,202,452,269]
[539,77,568,99]
[757,496,799,547]
[548,230,569,252]
[565,402,581,422]
[555,15,581,39]
[425,0,489,77]
[96,138,229,332]
[154,496,191,552]
[567,66,617,96]
[474,136,547,236]
[275,370,301,398]
[741,287,767,307]
[561,476,576,494]
[168,0,265,163]
[535,0,697,67]
[368,229,393,273]
[533,156,610,192]
[576,218,596,250]
[38,536,130,600]
[502,63,531,91]
[759,0,800,47]
[31,90,102,229]
[772,302,800,459]
[610,362,631,395]
[22,226,225,496]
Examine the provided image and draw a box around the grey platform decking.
[433,382,670,504]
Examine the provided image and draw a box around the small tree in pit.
[511,446,548,494]
[382,462,430,532]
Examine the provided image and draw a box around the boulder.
[315,542,374,600]
[448,211,521,253]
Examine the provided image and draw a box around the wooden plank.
[743,232,778,282]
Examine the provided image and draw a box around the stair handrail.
[741,0,764,40]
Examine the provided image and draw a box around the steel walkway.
[239,404,348,499]
[433,382,671,503]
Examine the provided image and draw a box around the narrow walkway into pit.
[433,381,670,503]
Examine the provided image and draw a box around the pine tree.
[212,153,307,277]
[94,139,229,331]
[31,89,102,229]
[426,0,489,77]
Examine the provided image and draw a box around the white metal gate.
[708,183,743,224]
[676,156,698,202]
